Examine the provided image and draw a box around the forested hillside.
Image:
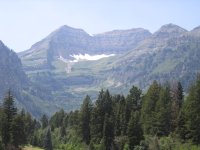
[1,76,200,150]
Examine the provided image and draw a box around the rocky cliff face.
[92,28,151,54]
[110,24,200,90]
[0,41,28,98]
[20,26,151,69]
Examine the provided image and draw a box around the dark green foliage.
[0,111,9,147]
[90,89,113,141]
[154,85,171,136]
[141,81,161,135]
[127,111,143,150]
[60,125,66,138]
[1,90,17,147]
[2,77,200,149]
[80,95,92,144]
[90,106,102,142]
[170,81,184,131]
[113,95,126,136]
[41,114,49,129]
[23,112,36,141]
[88,140,95,150]
[0,140,3,150]
[100,114,114,150]
[124,86,142,135]
[49,109,65,128]
[44,128,53,150]
[176,110,187,140]
[182,76,200,144]
[0,90,39,149]
[11,114,26,147]
[68,110,80,127]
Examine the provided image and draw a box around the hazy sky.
[0,0,200,52]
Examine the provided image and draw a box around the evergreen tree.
[11,114,26,147]
[49,109,65,128]
[141,81,160,135]
[23,112,35,142]
[60,124,66,138]
[91,89,114,142]
[127,111,143,150]
[1,90,17,146]
[90,106,102,142]
[44,128,53,150]
[113,95,126,136]
[41,114,48,129]
[154,86,171,136]
[100,114,114,150]
[182,76,200,144]
[125,86,142,134]
[80,95,92,145]
[176,110,187,140]
[170,81,184,131]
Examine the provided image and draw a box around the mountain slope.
[110,24,200,90]
[19,25,151,70]
[0,41,28,97]
[19,24,200,114]
[0,41,60,117]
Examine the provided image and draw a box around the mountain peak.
[57,25,78,31]
[0,40,4,46]
[190,25,200,36]
[54,25,88,34]
[154,23,187,37]
[192,25,200,31]
[0,40,8,50]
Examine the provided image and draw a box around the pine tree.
[170,81,184,131]
[141,81,160,135]
[44,128,53,150]
[23,112,35,142]
[80,95,92,145]
[112,95,126,136]
[60,124,66,138]
[176,110,187,140]
[11,114,26,147]
[125,86,142,134]
[41,114,48,129]
[1,90,17,147]
[127,111,143,150]
[182,76,200,144]
[154,86,171,136]
[90,106,102,142]
[90,89,112,141]
[100,114,114,150]
[49,109,65,128]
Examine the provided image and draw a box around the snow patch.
[69,53,115,62]
[58,53,115,74]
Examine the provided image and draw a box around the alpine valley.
[1,23,200,116]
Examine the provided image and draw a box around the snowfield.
[69,53,115,62]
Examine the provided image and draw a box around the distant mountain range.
[1,23,200,116]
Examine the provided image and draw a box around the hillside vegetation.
[1,76,200,149]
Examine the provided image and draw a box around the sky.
[0,0,200,52]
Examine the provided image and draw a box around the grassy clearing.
[22,145,44,150]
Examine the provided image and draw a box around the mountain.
[110,24,200,90]
[0,41,27,97]
[18,24,200,115]
[19,25,151,69]
[0,41,61,117]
